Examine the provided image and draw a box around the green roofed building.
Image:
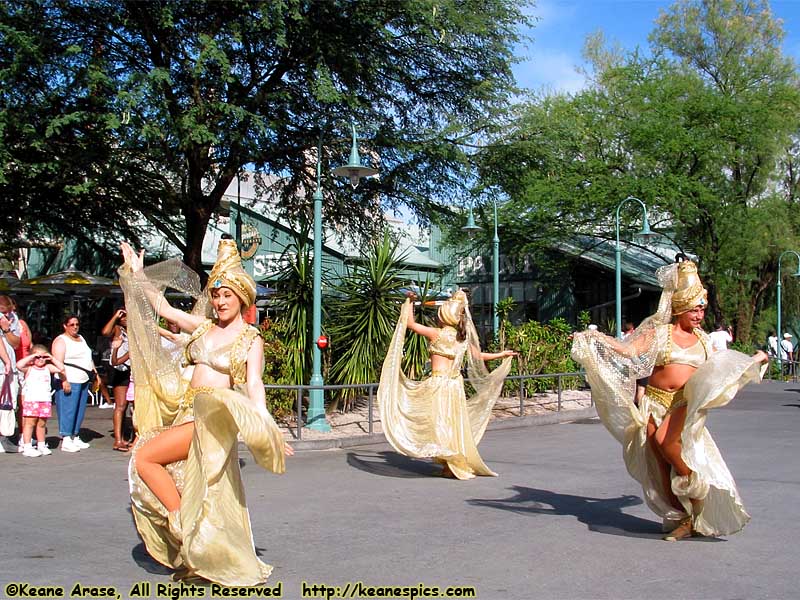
[11,173,684,342]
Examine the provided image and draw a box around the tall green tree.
[476,0,800,342]
[0,0,529,270]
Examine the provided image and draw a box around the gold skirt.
[129,386,285,585]
[573,332,764,536]
[378,300,512,480]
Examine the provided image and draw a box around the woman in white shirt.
[51,315,97,452]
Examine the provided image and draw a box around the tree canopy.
[476,0,800,342]
[0,0,529,272]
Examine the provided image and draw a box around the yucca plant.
[327,231,407,412]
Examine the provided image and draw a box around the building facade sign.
[239,223,262,260]
[457,253,536,278]
[253,252,294,278]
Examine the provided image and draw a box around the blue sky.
[515,0,800,94]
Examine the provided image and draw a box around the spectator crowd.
[0,295,135,457]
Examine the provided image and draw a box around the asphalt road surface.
[1,381,796,600]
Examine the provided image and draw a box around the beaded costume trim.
[179,385,218,410]
[645,385,687,414]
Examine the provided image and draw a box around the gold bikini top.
[429,326,464,360]
[654,324,709,368]
[184,319,260,385]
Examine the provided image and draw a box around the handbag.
[0,374,15,436]
[0,374,13,410]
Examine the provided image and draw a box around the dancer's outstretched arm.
[120,242,205,334]
[479,349,518,361]
[404,293,439,341]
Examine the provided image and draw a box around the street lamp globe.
[461,206,483,235]
[332,123,378,189]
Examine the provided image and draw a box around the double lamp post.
[461,195,652,342]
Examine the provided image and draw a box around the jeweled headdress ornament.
[438,289,468,327]
[671,259,707,315]
[207,239,256,308]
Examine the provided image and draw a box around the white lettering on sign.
[253,253,294,278]
[457,254,535,277]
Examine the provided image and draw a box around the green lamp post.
[614,196,652,339]
[461,199,500,340]
[235,171,243,248]
[776,250,800,377]
[306,123,377,431]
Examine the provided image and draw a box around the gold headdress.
[207,239,256,308]
[671,260,707,315]
[438,289,468,327]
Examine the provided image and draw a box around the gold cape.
[571,263,764,536]
[119,262,285,585]
[377,298,512,479]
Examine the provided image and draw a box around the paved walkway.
[1,381,796,599]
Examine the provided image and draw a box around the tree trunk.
[183,197,212,280]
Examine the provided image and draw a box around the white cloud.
[523,0,578,29]
[514,50,587,95]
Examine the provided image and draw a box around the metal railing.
[265,371,588,440]
[764,358,799,383]
[503,372,589,414]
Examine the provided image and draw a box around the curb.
[284,405,598,452]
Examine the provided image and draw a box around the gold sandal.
[663,517,693,541]
[440,464,456,478]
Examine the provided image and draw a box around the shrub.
[503,317,581,394]
[259,318,297,419]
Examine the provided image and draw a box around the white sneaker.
[72,436,90,449]
[37,443,52,456]
[98,402,113,409]
[61,437,80,452]
[17,439,24,453]
[23,444,42,458]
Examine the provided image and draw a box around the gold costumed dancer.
[571,258,768,540]
[378,290,517,479]
[119,240,293,585]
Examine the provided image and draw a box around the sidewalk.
[64,388,595,452]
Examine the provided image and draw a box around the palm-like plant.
[327,231,407,412]
[270,232,319,387]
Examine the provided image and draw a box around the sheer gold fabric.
[119,262,285,585]
[378,299,512,479]
[571,262,764,536]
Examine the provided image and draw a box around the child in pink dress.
[16,344,65,457]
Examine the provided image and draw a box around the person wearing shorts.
[110,324,132,451]
[16,344,65,457]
